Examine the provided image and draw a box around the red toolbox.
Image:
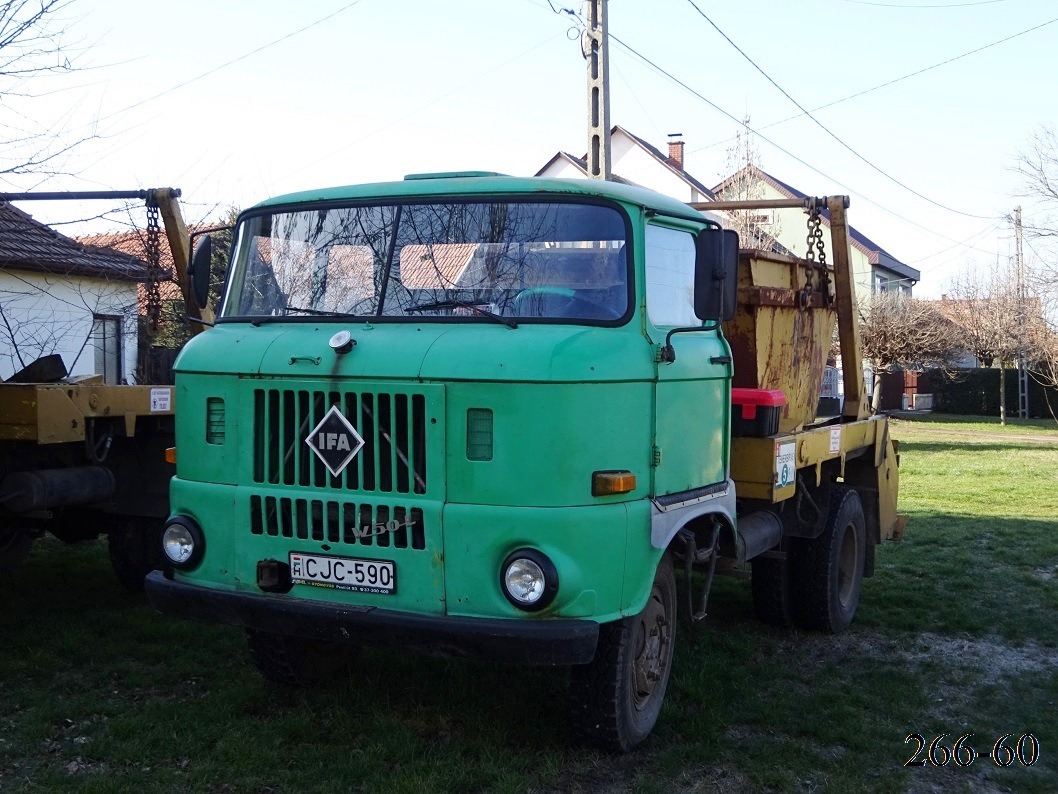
[731,388,786,437]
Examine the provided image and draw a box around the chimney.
[667,133,684,171]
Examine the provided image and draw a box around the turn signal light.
[592,470,636,496]
[165,447,177,464]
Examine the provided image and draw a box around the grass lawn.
[1,414,1056,792]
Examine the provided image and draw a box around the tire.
[792,488,866,633]
[751,549,796,627]
[246,629,357,686]
[108,517,167,593]
[0,526,32,574]
[568,554,676,752]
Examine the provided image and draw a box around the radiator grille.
[250,495,426,550]
[252,388,428,494]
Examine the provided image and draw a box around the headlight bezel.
[500,548,558,612]
[162,516,205,570]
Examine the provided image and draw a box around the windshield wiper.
[407,299,518,329]
[282,304,357,318]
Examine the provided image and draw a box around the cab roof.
[254,174,705,222]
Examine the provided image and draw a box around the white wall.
[0,269,139,383]
[608,134,710,204]
[538,134,720,222]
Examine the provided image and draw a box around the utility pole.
[1015,206,1029,419]
[584,0,611,180]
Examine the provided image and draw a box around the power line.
[607,33,998,255]
[273,31,561,183]
[905,222,1002,265]
[92,0,368,128]
[690,15,1058,155]
[682,0,1001,221]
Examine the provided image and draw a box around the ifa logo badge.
[305,405,365,477]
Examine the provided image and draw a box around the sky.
[3,0,1057,297]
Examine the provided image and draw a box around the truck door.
[645,223,731,497]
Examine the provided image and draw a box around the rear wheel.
[246,629,358,686]
[568,554,676,752]
[793,488,866,632]
[0,526,32,573]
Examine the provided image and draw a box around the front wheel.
[568,553,676,752]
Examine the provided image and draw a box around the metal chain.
[145,198,163,336]
[800,205,821,309]
[801,204,835,309]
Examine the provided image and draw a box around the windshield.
[221,201,629,323]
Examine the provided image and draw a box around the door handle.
[710,355,732,365]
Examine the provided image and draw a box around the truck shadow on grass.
[1,525,1055,793]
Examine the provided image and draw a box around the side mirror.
[693,227,739,322]
[189,235,212,311]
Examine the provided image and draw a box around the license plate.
[289,552,396,594]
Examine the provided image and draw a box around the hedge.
[918,368,1058,419]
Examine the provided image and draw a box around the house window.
[92,315,123,384]
[645,225,697,326]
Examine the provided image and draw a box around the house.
[537,126,717,206]
[0,201,148,383]
[712,165,921,299]
[77,229,186,327]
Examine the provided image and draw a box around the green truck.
[146,173,902,751]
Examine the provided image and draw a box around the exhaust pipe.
[735,510,783,563]
[0,466,116,513]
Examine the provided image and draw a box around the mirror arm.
[184,313,215,327]
[660,322,719,364]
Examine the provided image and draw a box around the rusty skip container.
[722,250,835,434]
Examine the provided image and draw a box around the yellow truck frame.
[688,194,904,623]
[0,188,208,588]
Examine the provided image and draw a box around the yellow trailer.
[689,194,904,628]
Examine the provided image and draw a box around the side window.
[91,314,123,384]
[645,225,697,327]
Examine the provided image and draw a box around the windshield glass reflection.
[222,201,629,323]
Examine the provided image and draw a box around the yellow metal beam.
[0,383,175,443]
[827,196,868,420]
[730,416,887,503]
[152,188,214,332]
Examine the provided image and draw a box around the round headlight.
[500,549,558,611]
[162,517,204,569]
[505,558,545,604]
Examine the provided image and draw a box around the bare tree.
[1014,126,1058,242]
[715,116,782,250]
[1014,126,1058,402]
[0,0,96,184]
[859,292,960,412]
[944,261,1025,423]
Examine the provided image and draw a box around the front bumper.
[145,572,599,666]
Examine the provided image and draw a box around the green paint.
[170,175,730,630]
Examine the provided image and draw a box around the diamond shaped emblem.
[306,405,365,477]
